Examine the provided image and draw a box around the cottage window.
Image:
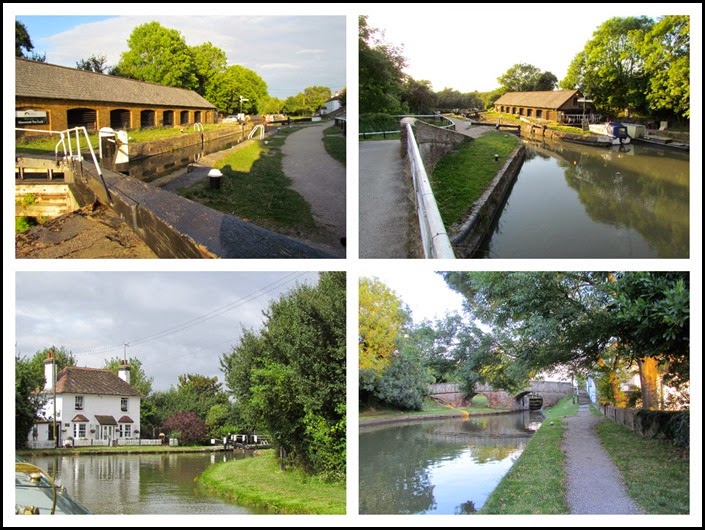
[74,423,86,438]
[119,424,132,438]
[75,395,84,410]
[121,398,128,412]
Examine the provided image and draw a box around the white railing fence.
[404,122,455,259]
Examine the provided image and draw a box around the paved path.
[359,140,409,258]
[445,116,496,139]
[563,404,644,514]
[281,122,347,257]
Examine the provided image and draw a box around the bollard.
[208,168,223,190]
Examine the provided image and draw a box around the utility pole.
[52,349,57,449]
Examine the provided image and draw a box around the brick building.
[493,89,596,123]
[15,58,216,137]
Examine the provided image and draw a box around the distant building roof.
[49,366,143,397]
[494,89,583,109]
[16,58,216,109]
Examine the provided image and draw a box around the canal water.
[359,411,543,514]
[476,139,690,258]
[25,451,258,514]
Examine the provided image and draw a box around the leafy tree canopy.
[497,63,557,92]
[103,356,154,396]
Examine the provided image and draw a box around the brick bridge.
[429,381,574,411]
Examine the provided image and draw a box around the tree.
[641,15,690,120]
[359,15,408,114]
[402,79,436,114]
[14,346,77,448]
[76,54,109,73]
[498,63,557,92]
[16,20,33,58]
[259,96,286,115]
[162,411,207,445]
[191,41,228,97]
[375,337,434,411]
[441,272,690,409]
[103,356,153,396]
[117,21,197,89]
[560,17,654,116]
[206,64,268,115]
[175,373,229,420]
[359,277,410,375]
[221,272,346,480]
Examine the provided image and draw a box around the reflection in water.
[359,411,543,514]
[26,452,255,514]
[477,139,689,258]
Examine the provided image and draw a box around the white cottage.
[31,354,142,447]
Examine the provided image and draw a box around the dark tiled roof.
[118,416,134,423]
[95,415,118,425]
[71,414,90,422]
[16,58,216,109]
[494,90,581,109]
[53,366,143,397]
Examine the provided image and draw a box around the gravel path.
[359,140,409,258]
[563,404,644,514]
[281,122,346,257]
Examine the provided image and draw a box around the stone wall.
[400,118,468,175]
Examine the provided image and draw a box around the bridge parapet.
[429,381,574,410]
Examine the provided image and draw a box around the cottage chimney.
[44,351,55,391]
[118,359,131,385]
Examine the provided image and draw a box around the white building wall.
[36,392,140,443]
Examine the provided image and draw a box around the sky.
[9,9,346,99]
[363,3,701,93]
[363,270,465,323]
[13,271,321,392]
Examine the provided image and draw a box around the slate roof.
[51,366,143,397]
[118,416,134,423]
[494,90,583,109]
[16,58,216,109]
[71,414,90,422]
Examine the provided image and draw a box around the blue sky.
[10,11,346,99]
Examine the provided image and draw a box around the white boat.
[15,456,91,515]
[588,121,632,145]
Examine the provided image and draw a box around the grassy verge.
[360,398,506,425]
[480,396,578,514]
[322,125,346,165]
[431,131,520,228]
[359,131,401,141]
[200,452,345,514]
[177,128,320,237]
[596,419,689,514]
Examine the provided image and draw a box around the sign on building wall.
[16,109,48,126]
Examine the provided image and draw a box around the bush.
[375,350,434,411]
[635,409,689,448]
[359,113,401,133]
[162,411,207,445]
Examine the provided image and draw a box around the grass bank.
[200,452,345,514]
[430,131,520,229]
[480,396,576,514]
[177,128,320,238]
[360,398,506,426]
[322,125,346,164]
[596,419,689,514]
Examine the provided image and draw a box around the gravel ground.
[563,404,644,514]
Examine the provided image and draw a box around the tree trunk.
[637,356,660,409]
[596,357,624,405]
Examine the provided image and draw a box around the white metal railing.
[16,126,111,201]
[248,124,265,140]
[405,122,455,259]
[193,122,204,132]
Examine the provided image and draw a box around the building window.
[75,396,84,410]
[74,423,86,438]
[121,398,128,411]
[119,424,132,438]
